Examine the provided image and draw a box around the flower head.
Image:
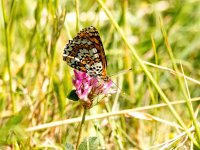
[72,69,115,108]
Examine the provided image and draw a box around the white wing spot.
[82,39,87,44]
[92,48,97,53]
[71,59,75,64]
[85,64,90,69]
[82,48,88,54]
[70,43,75,47]
[74,39,81,44]
[67,46,72,51]
[81,39,92,45]
[63,53,69,57]
[87,41,92,45]
[95,62,102,69]
[78,51,84,58]
[89,48,98,56]
[93,53,99,58]
[74,57,80,62]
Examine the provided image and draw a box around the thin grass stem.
[159,16,200,143]
[26,97,200,132]
[75,0,80,32]
[2,0,16,113]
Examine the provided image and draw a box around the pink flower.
[72,70,115,108]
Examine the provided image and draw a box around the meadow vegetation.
[0,0,200,149]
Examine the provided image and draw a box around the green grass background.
[0,0,200,149]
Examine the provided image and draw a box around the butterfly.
[63,26,109,81]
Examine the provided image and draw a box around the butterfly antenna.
[109,79,129,96]
[108,68,132,95]
[109,68,132,78]
[110,80,122,92]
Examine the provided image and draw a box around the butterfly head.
[102,76,110,82]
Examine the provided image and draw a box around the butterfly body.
[63,26,108,81]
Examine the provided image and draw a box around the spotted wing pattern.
[63,26,108,80]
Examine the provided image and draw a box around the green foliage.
[78,137,99,150]
[0,107,29,146]
[0,0,200,149]
[67,90,79,101]
[66,143,75,150]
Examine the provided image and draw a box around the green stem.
[97,0,200,147]
[121,0,135,98]
[76,108,87,149]
[2,0,16,113]
[75,0,80,32]
[159,16,200,143]
[151,35,159,105]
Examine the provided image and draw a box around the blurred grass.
[0,0,200,149]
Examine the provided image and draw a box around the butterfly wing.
[63,26,107,80]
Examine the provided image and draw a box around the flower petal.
[72,69,116,106]
[74,69,87,80]
[102,80,113,94]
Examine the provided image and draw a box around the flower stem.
[76,108,87,149]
